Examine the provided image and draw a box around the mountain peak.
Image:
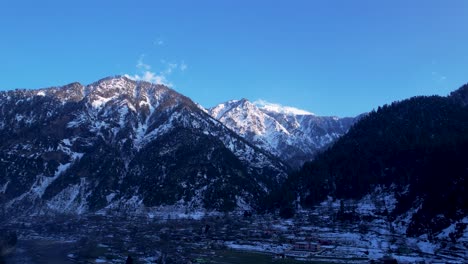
[0,76,288,214]
[95,75,134,83]
[209,98,356,167]
[86,75,138,94]
[81,75,186,110]
[87,75,171,94]
[209,98,253,120]
[254,100,314,116]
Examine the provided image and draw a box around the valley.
[2,195,467,264]
[2,1,468,263]
[0,78,467,263]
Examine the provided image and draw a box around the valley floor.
[1,204,467,264]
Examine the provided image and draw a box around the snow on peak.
[195,102,208,113]
[254,100,314,116]
[209,99,241,119]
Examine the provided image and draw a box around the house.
[292,241,320,252]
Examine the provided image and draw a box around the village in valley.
[3,196,465,264]
[0,213,390,264]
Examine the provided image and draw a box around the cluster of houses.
[6,212,392,263]
[196,212,331,260]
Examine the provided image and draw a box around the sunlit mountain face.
[209,99,356,168]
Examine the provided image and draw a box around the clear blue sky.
[1,0,467,116]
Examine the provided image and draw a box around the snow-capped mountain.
[209,99,356,168]
[0,76,288,215]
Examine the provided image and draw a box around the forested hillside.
[271,84,468,237]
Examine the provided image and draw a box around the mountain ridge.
[209,98,356,168]
[0,76,289,215]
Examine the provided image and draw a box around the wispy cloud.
[164,63,178,75]
[153,37,164,46]
[136,55,151,71]
[431,71,447,83]
[125,55,188,87]
[180,61,188,71]
[430,60,447,85]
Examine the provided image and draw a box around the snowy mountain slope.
[209,99,356,167]
[0,76,288,215]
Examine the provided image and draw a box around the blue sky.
[1,0,467,116]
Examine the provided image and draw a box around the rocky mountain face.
[209,99,356,168]
[0,76,289,215]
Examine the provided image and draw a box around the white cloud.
[125,71,169,85]
[254,99,314,116]
[164,63,178,75]
[125,56,187,87]
[136,55,151,70]
[180,61,188,71]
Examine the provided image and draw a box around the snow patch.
[106,193,116,203]
[254,99,314,116]
[46,179,89,214]
[236,196,252,211]
[91,95,113,108]
[416,239,437,254]
[0,181,9,193]
[30,162,72,197]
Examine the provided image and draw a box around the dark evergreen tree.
[125,255,133,264]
